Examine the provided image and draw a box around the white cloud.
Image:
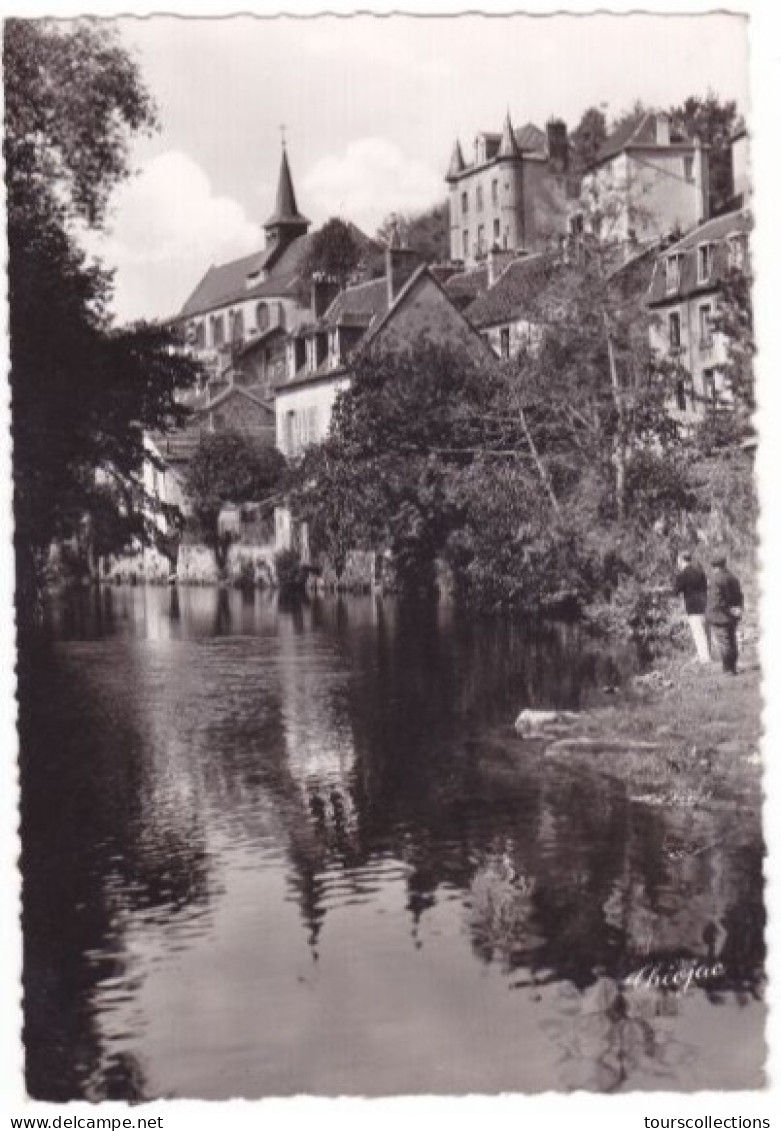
[303,138,444,235]
[89,151,263,324]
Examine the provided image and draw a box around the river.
[19,586,765,1099]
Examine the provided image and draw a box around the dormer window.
[697,243,714,284]
[665,254,682,293]
[246,270,261,289]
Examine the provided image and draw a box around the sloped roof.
[595,111,693,166]
[321,277,389,327]
[443,265,489,308]
[264,146,309,229]
[192,382,274,419]
[464,255,552,328]
[180,232,315,318]
[647,209,751,306]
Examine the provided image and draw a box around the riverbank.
[509,625,763,813]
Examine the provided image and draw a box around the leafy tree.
[300,217,367,290]
[292,341,515,592]
[696,263,755,450]
[668,92,743,214]
[5,19,200,620]
[377,202,450,262]
[570,106,608,175]
[184,431,286,576]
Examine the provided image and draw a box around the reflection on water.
[20,587,765,1099]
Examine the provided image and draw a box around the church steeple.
[445,139,466,182]
[264,143,310,254]
[498,110,522,160]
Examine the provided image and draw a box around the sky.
[87,12,751,323]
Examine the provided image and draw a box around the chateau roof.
[446,139,466,180]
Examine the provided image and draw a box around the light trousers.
[687,613,712,663]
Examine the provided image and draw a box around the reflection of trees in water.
[20,643,214,1101]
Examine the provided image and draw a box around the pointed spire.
[446,138,466,181]
[498,110,522,160]
[264,144,310,233]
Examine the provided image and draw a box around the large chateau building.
[445,112,572,266]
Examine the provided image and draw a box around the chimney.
[311,275,340,319]
[693,135,711,222]
[385,245,424,307]
[488,246,517,287]
[655,112,671,147]
[546,119,569,174]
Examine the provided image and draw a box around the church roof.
[179,233,314,318]
[264,146,310,229]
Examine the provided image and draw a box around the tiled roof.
[464,255,552,328]
[443,266,489,308]
[321,277,389,327]
[478,122,547,156]
[179,233,314,318]
[594,112,693,167]
[647,209,751,306]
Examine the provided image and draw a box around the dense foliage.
[377,203,450,263]
[184,431,286,574]
[5,19,200,617]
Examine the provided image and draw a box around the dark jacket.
[674,562,708,615]
[706,566,744,626]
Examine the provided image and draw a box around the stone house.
[646,208,751,421]
[574,111,710,246]
[275,244,492,462]
[445,112,573,267]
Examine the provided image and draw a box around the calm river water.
[20,586,764,1099]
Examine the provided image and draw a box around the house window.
[491,179,498,206]
[493,218,501,242]
[697,244,713,284]
[211,314,225,347]
[727,235,745,270]
[284,410,296,455]
[569,213,584,236]
[665,255,682,293]
[476,184,483,212]
[668,311,681,350]
[500,327,510,359]
[683,155,694,182]
[461,191,469,214]
[699,303,713,351]
[231,309,244,342]
[477,224,485,256]
[256,302,270,332]
[276,303,287,329]
[675,379,688,412]
[702,368,716,403]
[462,229,469,258]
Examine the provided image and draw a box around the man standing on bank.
[706,552,744,675]
[674,550,711,663]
